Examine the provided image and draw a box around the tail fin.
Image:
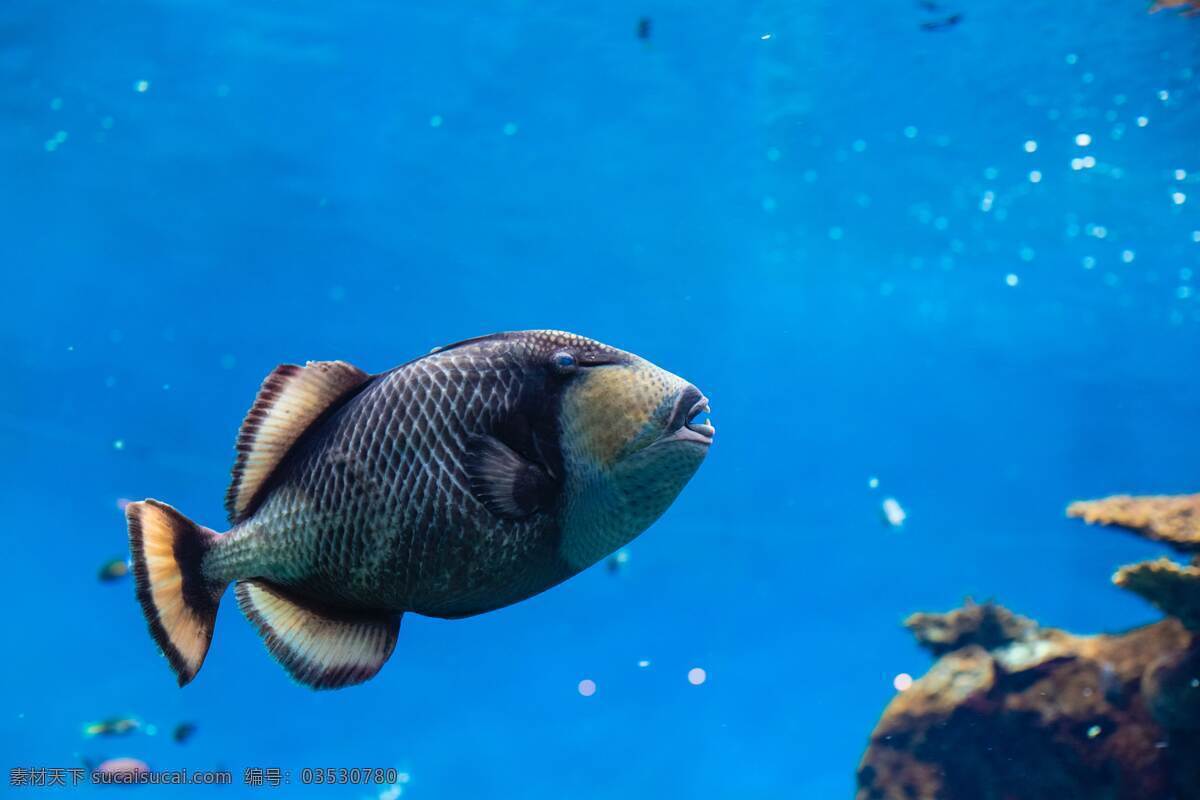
[126,499,226,686]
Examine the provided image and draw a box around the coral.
[1068,493,1200,628]
[856,492,1200,800]
[856,614,1198,800]
[904,600,1037,657]
[1115,558,1200,631]
[1067,493,1200,553]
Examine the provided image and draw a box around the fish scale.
[234,347,557,614]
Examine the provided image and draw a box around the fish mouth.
[664,390,715,446]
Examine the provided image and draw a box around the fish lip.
[672,393,714,445]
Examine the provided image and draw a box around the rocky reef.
[855,493,1200,800]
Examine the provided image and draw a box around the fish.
[125,330,713,690]
[171,722,197,743]
[636,17,652,40]
[98,558,130,582]
[82,717,140,737]
[919,12,963,30]
[1150,0,1200,14]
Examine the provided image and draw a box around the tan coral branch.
[1114,558,1200,631]
[1067,493,1200,553]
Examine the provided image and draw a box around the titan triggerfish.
[126,330,714,689]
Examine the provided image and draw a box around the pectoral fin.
[465,435,558,519]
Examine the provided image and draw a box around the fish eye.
[551,351,577,373]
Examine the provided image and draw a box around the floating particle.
[984,166,998,180]
[1024,139,1038,153]
[1193,231,1200,242]
[606,549,630,574]
[766,146,781,161]
[980,191,995,212]
[216,83,231,98]
[1081,156,1096,169]
[637,659,651,668]
[852,139,866,153]
[761,196,777,213]
[379,786,402,800]
[1065,53,1078,65]
[429,115,443,128]
[1075,133,1092,147]
[1019,247,1035,262]
[636,17,652,40]
[83,717,141,737]
[1087,724,1102,739]
[50,97,63,111]
[828,226,844,241]
[112,439,125,451]
[172,722,197,744]
[1006,273,1020,287]
[687,667,707,685]
[1158,90,1169,102]
[1071,158,1084,171]
[1029,170,1042,183]
[1178,286,1194,300]
[881,497,907,527]
[1083,256,1096,270]
[903,126,918,139]
[502,122,518,136]
[577,679,596,697]
[98,558,129,582]
[1089,225,1108,239]
[760,32,772,40]
[1137,116,1149,127]
[868,476,879,489]
[101,116,114,130]
[1175,169,1187,181]
[1121,250,1135,263]
[134,80,150,93]
[1173,192,1187,205]
[1181,267,1193,281]
[893,673,914,692]
[219,354,236,370]
[1082,72,1094,84]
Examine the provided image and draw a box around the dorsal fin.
[225,360,370,523]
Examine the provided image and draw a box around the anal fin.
[226,360,370,523]
[235,580,400,690]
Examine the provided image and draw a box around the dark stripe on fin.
[235,580,400,690]
[126,500,225,687]
[226,360,370,524]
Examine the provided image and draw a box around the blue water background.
[2,2,1199,796]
